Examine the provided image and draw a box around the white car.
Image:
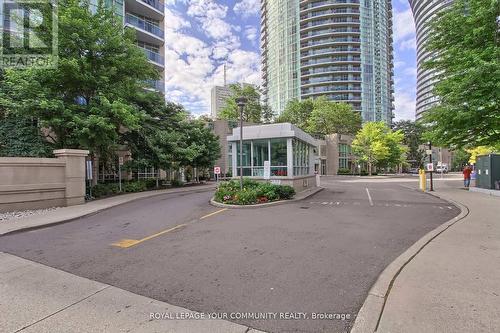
[436,165,448,173]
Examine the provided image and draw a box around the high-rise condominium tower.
[409,0,453,118]
[261,0,394,123]
[99,0,165,93]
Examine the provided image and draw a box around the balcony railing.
[142,48,164,65]
[145,79,165,91]
[139,0,164,13]
[126,13,164,39]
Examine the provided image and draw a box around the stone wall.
[0,149,89,212]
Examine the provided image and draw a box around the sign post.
[427,142,434,191]
[118,156,124,192]
[86,160,93,199]
[214,166,221,182]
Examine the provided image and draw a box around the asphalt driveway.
[0,177,460,333]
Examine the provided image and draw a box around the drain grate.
[300,206,310,209]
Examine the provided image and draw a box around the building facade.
[122,0,165,93]
[261,0,394,123]
[409,0,454,118]
[227,123,318,191]
[211,86,232,119]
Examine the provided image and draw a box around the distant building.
[210,83,257,119]
[210,86,232,119]
[409,0,454,118]
[206,119,254,177]
[226,123,319,192]
[261,0,394,123]
[316,134,355,175]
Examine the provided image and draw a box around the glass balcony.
[139,0,164,13]
[142,48,164,65]
[145,79,165,92]
[126,13,164,39]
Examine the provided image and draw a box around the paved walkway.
[0,184,216,236]
[0,252,264,333]
[374,188,500,332]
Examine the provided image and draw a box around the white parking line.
[366,188,374,206]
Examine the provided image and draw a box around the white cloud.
[402,66,417,77]
[244,25,258,45]
[394,90,416,121]
[393,8,415,43]
[234,0,260,18]
[394,60,405,69]
[187,1,234,40]
[399,37,416,51]
[164,2,261,115]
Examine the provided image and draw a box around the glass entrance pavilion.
[227,123,318,191]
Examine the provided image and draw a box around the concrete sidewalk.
[0,252,264,333]
[0,184,216,236]
[356,187,500,332]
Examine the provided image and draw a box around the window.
[236,141,252,176]
[339,144,351,170]
[293,139,310,176]
[252,140,269,177]
[271,138,288,176]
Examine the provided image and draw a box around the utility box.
[476,154,500,190]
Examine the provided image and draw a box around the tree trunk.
[368,161,372,176]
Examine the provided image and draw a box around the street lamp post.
[235,97,248,190]
[428,141,434,191]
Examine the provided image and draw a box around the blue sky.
[164,0,417,121]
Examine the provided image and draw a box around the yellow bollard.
[419,169,427,191]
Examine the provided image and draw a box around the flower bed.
[214,179,296,205]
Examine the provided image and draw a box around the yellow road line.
[200,208,227,220]
[112,209,227,249]
[112,224,187,248]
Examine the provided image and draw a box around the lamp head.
[235,97,248,107]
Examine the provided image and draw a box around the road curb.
[0,185,217,236]
[351,191,470,333]
[209,187,324,209]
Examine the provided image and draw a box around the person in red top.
[463,165,472,188]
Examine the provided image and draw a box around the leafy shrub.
[337,168,351,175]
[234,188,258,205]
[123,181,147,193]
[275,185,295,200]
[256,183,278,201]
[91,183,120,198]
[170,179,184,187]
[242,178,260,188]
[214,187,234,203]
[144,178,159,189]
[214,180,296,205]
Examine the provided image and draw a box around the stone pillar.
[53,149,89,206]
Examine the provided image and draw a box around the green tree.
[2,0,157,157]
[306,98,361,136]
[0,115,53,157]
[261,104,275,124]
[422,0,500,148]
[122,96,187,182]
[393,120,426,168]
[277,98,315,130]
[180,120,221,172]
[451,148,471,171]
[219,84,262,123]
[352,122,406,175]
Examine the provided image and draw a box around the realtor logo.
[0,0,58,68]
